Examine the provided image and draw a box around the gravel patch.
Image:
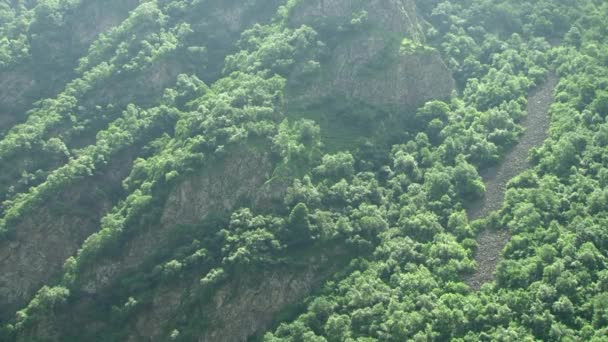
[465,73,558,290]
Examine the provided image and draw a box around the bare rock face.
[161,150,273,227]
[0,204,101,320]
[72,0,141,47]
[0,149,133,322]
[11,144,280,341]
[288,0,455,110]
[197,252,345,342]
[0,0,141,133]
[78,145,275,295]
[0,70,36,133]
[120,247,349,342]
[290,0,425,39]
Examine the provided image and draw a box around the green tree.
[284,203,313,245]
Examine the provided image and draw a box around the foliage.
[1,0,608,341]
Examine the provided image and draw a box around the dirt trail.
[465,73,558,290]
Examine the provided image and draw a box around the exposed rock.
[288,0,454,111]
[290,0,424,39]
[10,144,290,341]
[0,149,134,321]
[161,150,273,227]
[72,0,141,47]
[0,69,36,134]
[123,246,349,342]
[465,73,559,290]
[198,253,346,342]
[79,145,275,294]
[0,0,140,132]
[292,36,454,111]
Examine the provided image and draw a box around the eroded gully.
[465,73,559,290]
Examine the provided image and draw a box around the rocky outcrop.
[120,247,349,342]
[78,145,275,294]
[197,251,348,342]
[0,149,134,322]
[11,144,281,340]
[0,0,141,133]
[290,0,425,39]
[72,0,141,47]
[290,36,455,111]
[0,69,35,134]
[287,0,454,111]
[0,0,285,329]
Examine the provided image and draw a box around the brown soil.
[465,73,558,290]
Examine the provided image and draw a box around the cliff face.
[287,0,454,111]
[11,144,279,341]
[114,246,350,342]
[290,0,425,38]
[195,248,349,342]
[0,0,141,134]
[77,145,275,295]
[0,149,133,321]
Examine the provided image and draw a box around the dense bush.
[2,0,608,341]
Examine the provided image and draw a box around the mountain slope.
[1,0,607,341]
[0,0,454,339]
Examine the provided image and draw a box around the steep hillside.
[0,0,455,339]
[1,0,608,341]
[0,0,141,133]
[465,73,559,290]
[287,0,453,110]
